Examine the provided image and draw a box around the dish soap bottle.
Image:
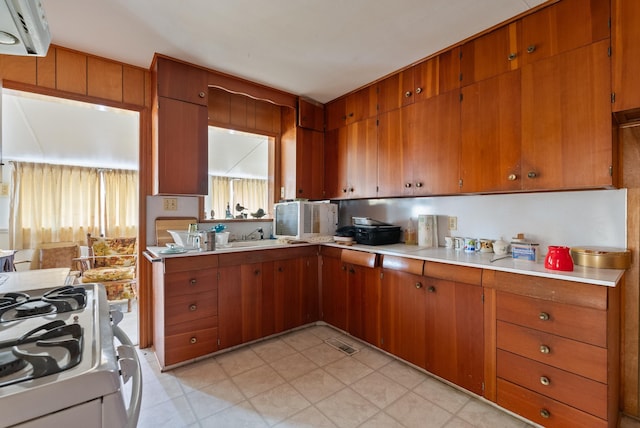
[405,218,417,245]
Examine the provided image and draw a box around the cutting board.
[155,217,198,246]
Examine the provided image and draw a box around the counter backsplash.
[336,189,627,254]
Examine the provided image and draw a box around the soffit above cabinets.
[41,0,548,104]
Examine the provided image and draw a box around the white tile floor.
[116,302,640,428]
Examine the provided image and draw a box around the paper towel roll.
[418,215,438,247]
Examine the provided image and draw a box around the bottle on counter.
[405,218,417,245]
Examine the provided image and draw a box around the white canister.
[418,215,438,247]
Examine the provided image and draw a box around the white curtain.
[9,162,138,249]
[103,168,138,238]
[207,176,268,219]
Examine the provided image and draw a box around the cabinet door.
[347,118,378,198]
[321,254,348,331]
[217,265,243,349]
[298,98,324,131]
[274,258,302,333]
[461,23,519,86]
[325,98,347,131]
[380,269,426,368]
[413,47,461,102]
[377,109,406,197]
[519,0,610,68]
[156,57,208,106]
[612,0,640,112]
[408,91,461,195]
[155,96,208,195]
[377,68,415,114]
[296,128,324,199]
[521,40,612,190]
[425,278,484,395]
[345,86,377,124]
[323,127,348,199]
[346,264,380,346]
[300,255,320,324]
[460,70,521,193]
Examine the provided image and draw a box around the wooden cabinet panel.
[154,96,208,195]
[497,321,607,383]
[498,350,608,419]
[521,40,613,190]
[380,268,427,368]
[377,108,406,197]
[36,52,55,88]
[88,57,123,102]
[325,97,347,131]
[425,278,484,395]
[123,65,146,106]
[301,255,320,324]
[347,117,378,198]
[323,126,348,199]
[295,128,324,199]
[377,67,415,114]
[345,263,380,346]
[407,91,461,195]
[496,291,607,347]
[56,49,87,95]
[164,269,217,298]
[460,70,521,193]
[298,97,324,131]
[156,57,208,105]
[164,291,218,330]
[519,0,610,68]
[612,0,640,112]
[497,378,608,428]
[413,47,461,102]
[0,55,36,85]
[275,258,302,333]
[321,251,348,331]
[461,23,519,86]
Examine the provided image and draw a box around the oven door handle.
[112,324,142,428]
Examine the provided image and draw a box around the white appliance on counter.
[0,283,142,427]
[273,201,338,240]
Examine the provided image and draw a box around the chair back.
[87,233,136,268]
[36,242,80,270]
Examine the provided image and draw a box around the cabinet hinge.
[380,272,384,279]
[481,381,485,391]
[459,50,462,59]
[217,338,220,346]
[458,178,463,188]
[609,165,613,177]
[380,337,384,345]
[481,293,485,303]
[376,119,379,126]
[611,92,616,104]
[459,93,463,102]
[459,73,463,82]
[607,46,612,57]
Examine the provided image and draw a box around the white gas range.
[0,280,141,427]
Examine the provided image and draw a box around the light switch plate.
[163,198,178,210]
[448,216,457,231]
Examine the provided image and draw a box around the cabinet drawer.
[165,269,217,297]
[496,291,607,347]
[497,321,607,383]
[497,378,607,428]
[165,291,217,326]
[497,350,607,419]
[164,327,218,366]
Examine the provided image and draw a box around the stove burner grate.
[0,351,27,377]
[15,301,54,318]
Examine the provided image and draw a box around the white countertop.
[0,268,71,293]
[146,242,625,287]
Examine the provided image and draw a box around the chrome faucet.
[246,227,264,240]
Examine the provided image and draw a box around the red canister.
[544,246,574,271]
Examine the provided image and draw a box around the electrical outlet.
[163,197,178,211]
[448,216,458,231]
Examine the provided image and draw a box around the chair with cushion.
[14,241,80,272]
[77,233,137,311]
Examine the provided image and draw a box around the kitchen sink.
[228,240,281,248]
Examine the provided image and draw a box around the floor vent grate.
[325,338,359,356]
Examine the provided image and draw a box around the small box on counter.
[511,242,539,261]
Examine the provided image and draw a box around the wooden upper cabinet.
[298,98,324,131]
[377,108,406,197]
[460,70,522,193]
[520,40,613,191]
[295,128,325,199]
[325,86,376,130]
[156,56,208,106]
[154,96,209,195]
[461,22,520,86]
[413,47,461,102]
[612,0,640,113]
[325,97,347,131]
[519,0,610,68]
[323,126,348,199]
[377,67,415,114]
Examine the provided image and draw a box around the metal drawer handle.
[540,345,550,354]
[539,312,550,321]
[415,87,422,94]
[189,304,197,312]
[540,409,550,419]
[190,278,197,285]
[427,286,436,293]
[508,52,517,61]
[540,376,550,386]
[527,45,536,54]
[528,171,537,179]
[507,174,517,181]
[415,182,423,188]
[190,337,197,344]
[405,183,412,188]
[405,91,412,98]
[198,91,205,98]
[415,282,422,289]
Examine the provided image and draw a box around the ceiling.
[41,0,547,104]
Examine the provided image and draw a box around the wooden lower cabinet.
[483,270,620,428]
[320,246,348,331]
[380,257,484,395]
[152,254,219,369]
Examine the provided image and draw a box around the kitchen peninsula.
[147,241,623,427]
